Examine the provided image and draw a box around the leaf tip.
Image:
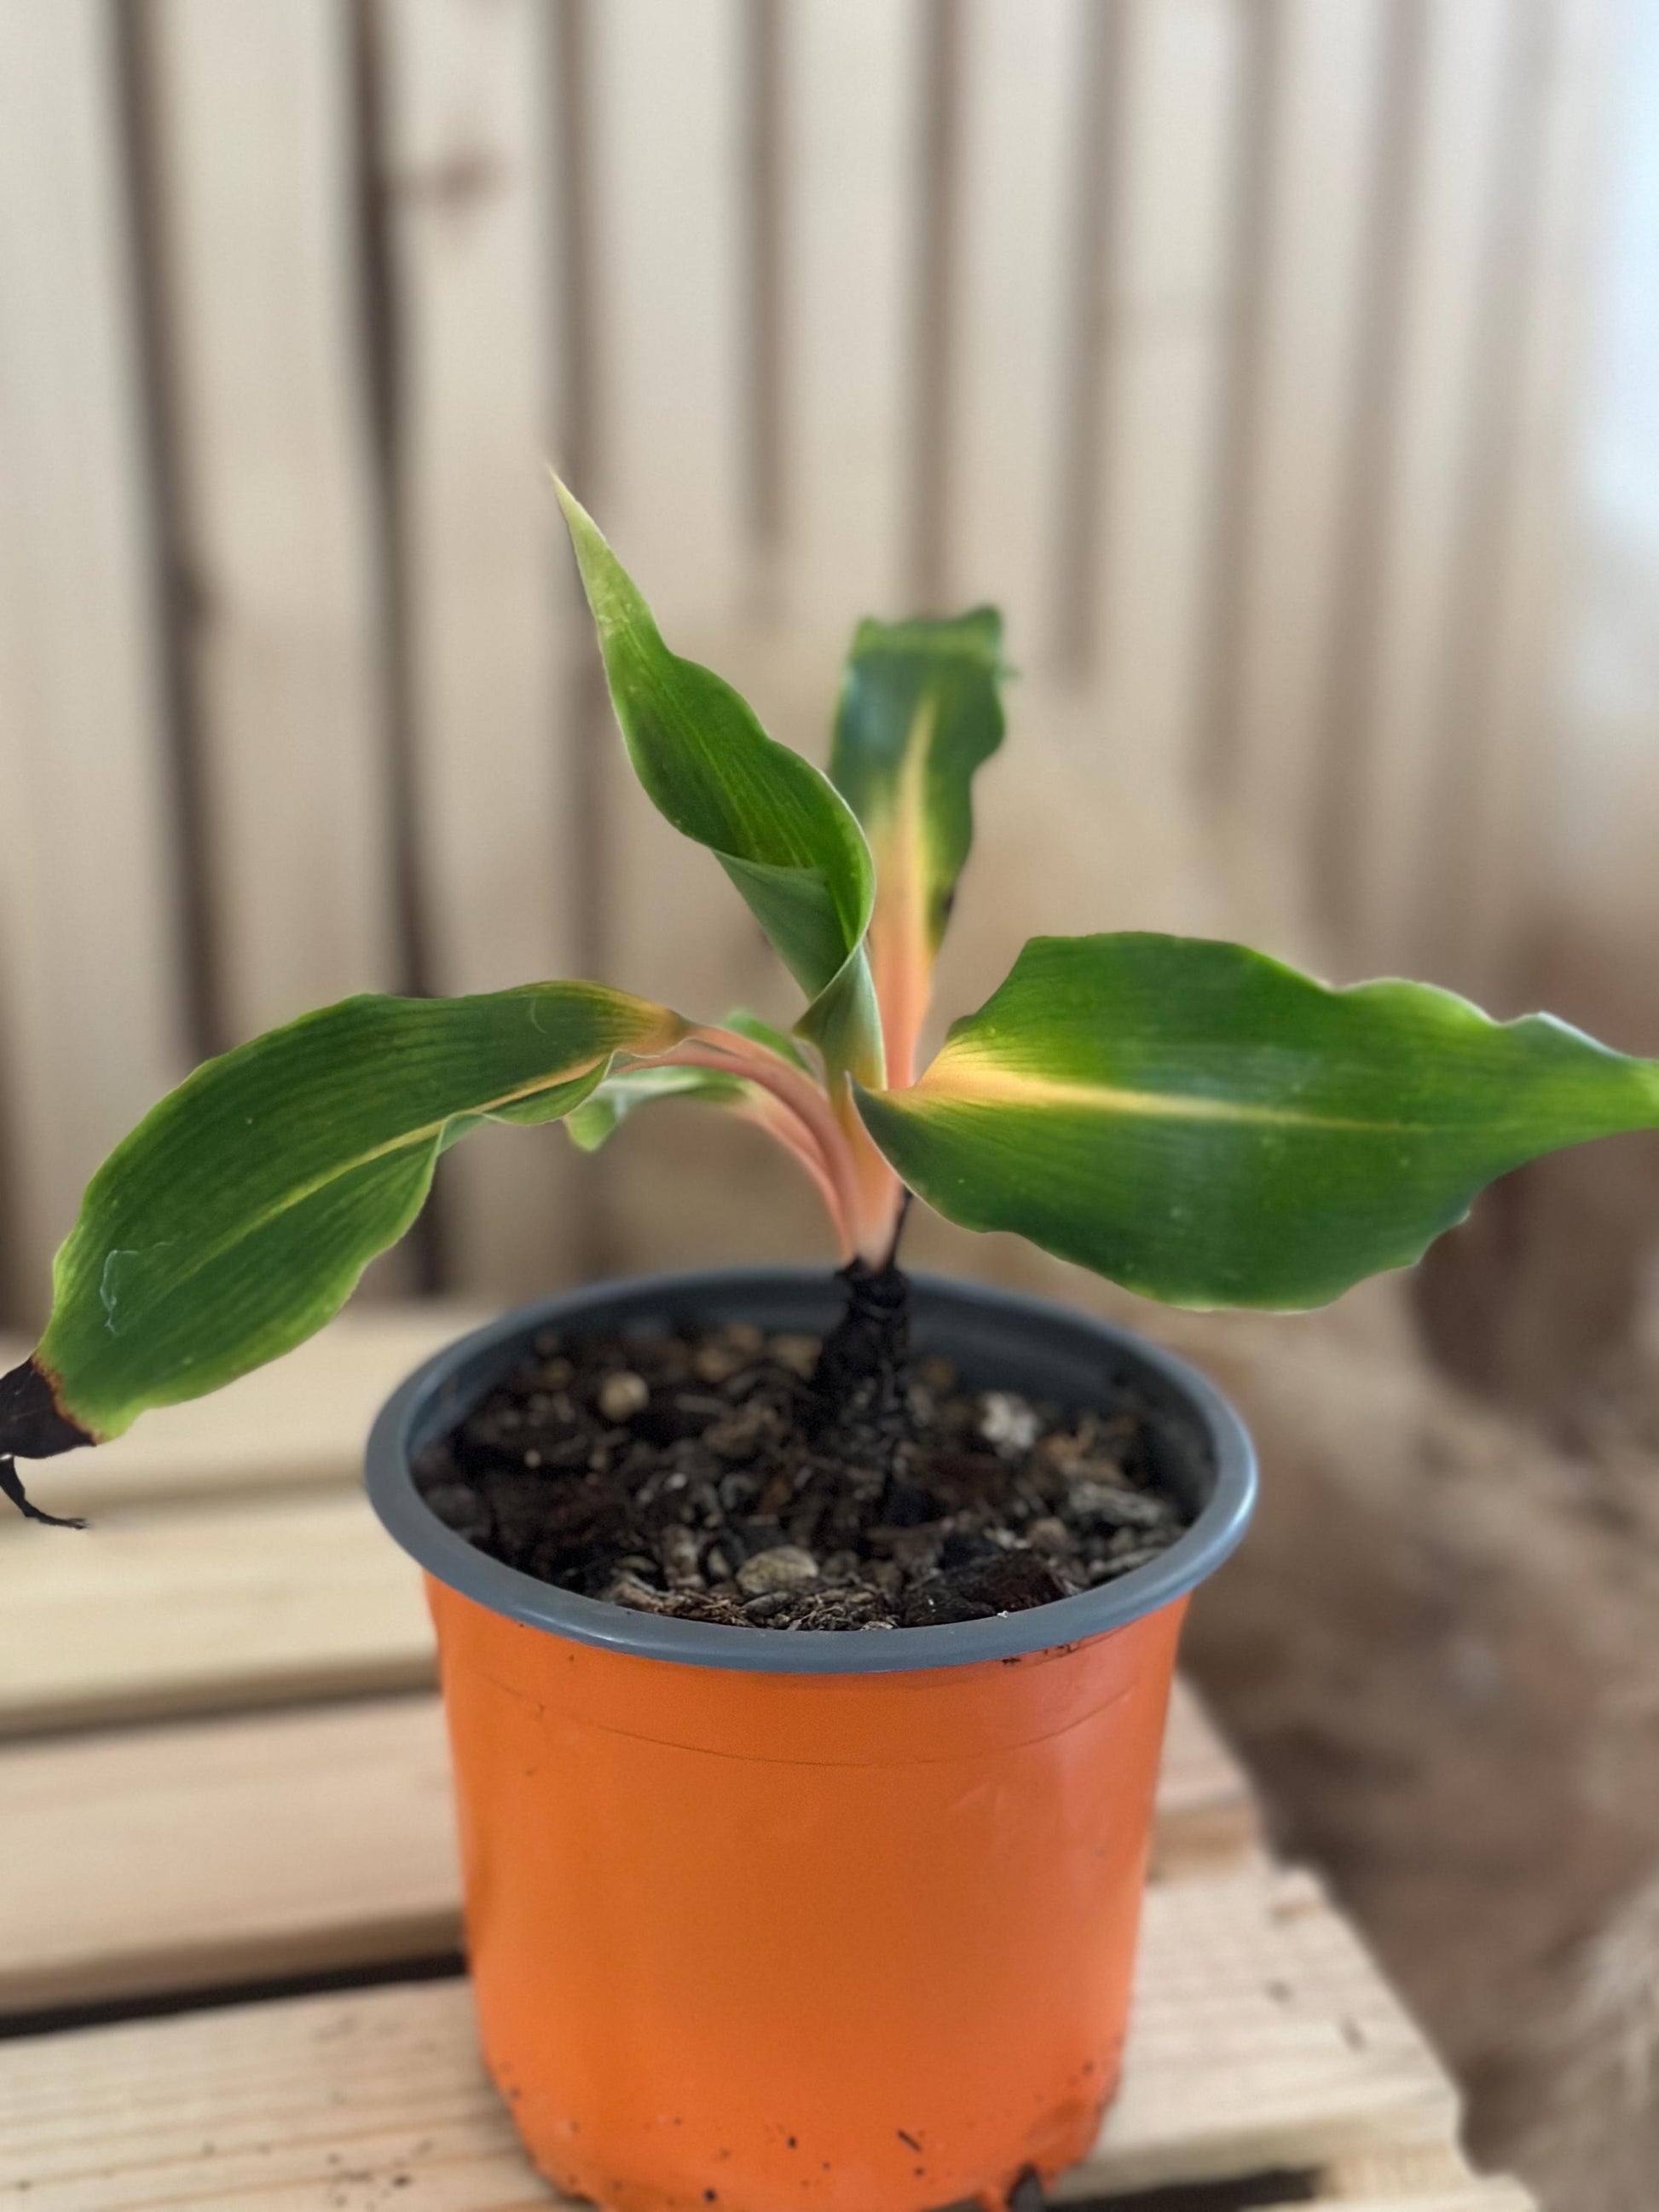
[0,1354,96,1464]
[549,471,598,550]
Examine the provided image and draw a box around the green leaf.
[830,610,1005,1086]
[556,482,882,1085]
[565,1064,747,1152]
[856,933,1659,1309]
[831,610,1005,925]
[36,984,684,1440]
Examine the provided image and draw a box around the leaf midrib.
[909,1060,1431,1135]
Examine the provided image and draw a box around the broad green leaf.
[566,1064,747,1152]
[856,933,1659,1310]
[35,984,683,1440]
[556,482,883,1085]
[830,610,1006,1081]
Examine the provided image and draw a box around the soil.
[410,1315,1193,1632]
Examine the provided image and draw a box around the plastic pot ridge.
[367,1268,1257,2212]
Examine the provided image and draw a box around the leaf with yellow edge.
[830,609,1005,1084]
[856,933,1659,1308]
[27,984,684,1442]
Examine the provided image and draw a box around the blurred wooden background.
[0,0,1630,1328]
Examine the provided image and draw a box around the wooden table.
[0,1308,1533,2210]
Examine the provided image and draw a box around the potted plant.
[5,486,1656,2212]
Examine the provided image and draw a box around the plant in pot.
[7,485,1659,2211]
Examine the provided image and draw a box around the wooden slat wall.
[0,0,190,1319]
[949,0,1087,663]
[1223,0,1388,925]
[377,0,584,1297]
[1340,0,1518,977]
[142,0,403,1036]
[781,0,917,647]
[0,0,1618,1320]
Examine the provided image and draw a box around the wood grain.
[0,1696,457,2013]
[0,1488,432,1738]
[379,0,588,1299]
[0,1867,1472,2207]
[0,0,190,1320]
[147,0,402,1034]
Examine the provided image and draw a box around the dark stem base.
[809,1258,913,1466]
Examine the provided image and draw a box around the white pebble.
[598,1371,650,1422]
[979,1390,1039,1455]
[737,1545,820,1597]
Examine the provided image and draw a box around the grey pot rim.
[365,1266,1257,1677]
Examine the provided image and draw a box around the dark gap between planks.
[109,0,227,1069]
[0,1950,465,2044]
[0,1676,441,1747]
[909,0,964,613]
[927,2170,1319,2212]
[1069,2175,1320,2210]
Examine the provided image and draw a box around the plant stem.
[633,1031,864,1250]
[810,1256,913,1457]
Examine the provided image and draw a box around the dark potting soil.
[412,1319,1194,1633]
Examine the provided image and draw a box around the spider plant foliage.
[7,484,1659,1493]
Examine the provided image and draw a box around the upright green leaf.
[857,933,1659,1309]
[32,984,683,1440]
[556,482,882,1085]
[830,609,1005,1081]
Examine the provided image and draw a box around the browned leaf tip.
[0,1357,95,1526]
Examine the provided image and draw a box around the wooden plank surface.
[0,1678,1250,2014]
[1069,1868,1460,2198]
[1332,2198,1531,2211]
[0,0,190,1320]
[1151,1678,1264,1876]
[0,1866,1461,2207]
[0,1489,431,1739]
[0,1697,457,2013]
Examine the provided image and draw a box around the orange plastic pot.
[368,1270,1254,2212]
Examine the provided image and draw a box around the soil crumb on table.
[413,1322,1194,1633]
